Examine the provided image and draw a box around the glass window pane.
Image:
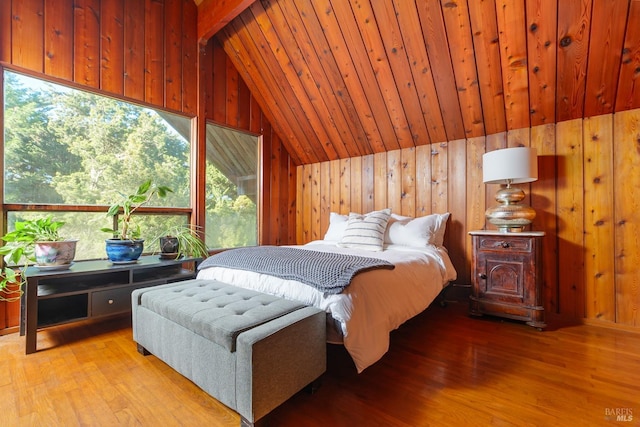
[3,70,192,207]
[6,211,189,262]
[205,123,258,249]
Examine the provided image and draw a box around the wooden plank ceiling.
[200,0,640,166]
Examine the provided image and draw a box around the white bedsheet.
[196,241,457,372]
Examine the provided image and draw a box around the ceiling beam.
[197,0,256,44]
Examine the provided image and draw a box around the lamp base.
[485,187,536,232]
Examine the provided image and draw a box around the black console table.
[20,255,200,354]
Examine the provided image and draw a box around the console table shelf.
[20,255,200,354]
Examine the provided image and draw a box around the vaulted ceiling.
[198,0,640,166]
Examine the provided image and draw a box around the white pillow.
[432,212,450,247]
[323,212,349,242]
[384,212,450,247]
[338,209,392,251]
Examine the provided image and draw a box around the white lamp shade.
[483,147,538,184]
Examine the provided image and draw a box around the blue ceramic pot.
[105,239,144,263]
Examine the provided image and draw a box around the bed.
[196,209,457,372]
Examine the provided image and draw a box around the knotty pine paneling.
[100,0,124,95]
[530,122,558,316]
[556,119,585,319]
[613,110,640,326]
[261,0,353,158]
[12,0,45,72]
[123,0,145,101]
[365,0,428,147]
[441,1,484,138]
[496,0,530,132]
[212,0,640,166]
[583,0,628,117]
[296,108,640,328]
[74,0,100,89]
[393,0,446,144]
[583,114,615,322]
[144,0,165,107]
[0,2,10,64]
[1,0,197,114]
[616,0,640,111]
[556,0,591,123]
[164,0,183,112]
[468,0,506,136]
[526,0,557,126]
[181,0,198,116]
[417,0,465,141]
[329,0,402,152]
[44,0,74,80]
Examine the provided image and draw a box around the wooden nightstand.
[469,231,546,329]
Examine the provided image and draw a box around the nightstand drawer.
[478,236,532,252]
[92,285,137,317]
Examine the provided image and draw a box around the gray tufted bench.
[131,279,326,426]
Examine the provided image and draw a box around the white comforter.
[196,241,457,372]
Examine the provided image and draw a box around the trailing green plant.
[101,180,173,240]
[0,216,66,300]
[155,224,209,259]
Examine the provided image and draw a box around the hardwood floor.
[1,300,638,426]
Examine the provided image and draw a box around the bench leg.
[137,343,151,356]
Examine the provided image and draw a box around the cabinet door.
[477,253,528,302]
[475,236,535,305]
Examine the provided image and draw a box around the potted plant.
[156,224,209,260]
[0,215,77,301]
[101,180,173,263]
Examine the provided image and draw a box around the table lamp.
[483,147,538,232]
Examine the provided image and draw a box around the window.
[3,70,193,260]
[204,123,259,249]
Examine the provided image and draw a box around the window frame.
[1,66,199,260]
[203,119,262,249]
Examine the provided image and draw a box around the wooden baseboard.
[0,325,19,336]
[581,317,640,334]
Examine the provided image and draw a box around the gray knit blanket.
[198,246,395,294]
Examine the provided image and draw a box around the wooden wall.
[216,0,640,166]
[296,108,640,329]
[0,0,198,114]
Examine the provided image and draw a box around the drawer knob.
[501,242,510,248]
[479,273,487,280]
[108,299,114,305]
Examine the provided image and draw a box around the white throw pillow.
[338,209,392,251]
[432,212,450,247]
[384,212,450,247]
[323,212,349,242]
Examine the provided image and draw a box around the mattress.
[196,241,457,372]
